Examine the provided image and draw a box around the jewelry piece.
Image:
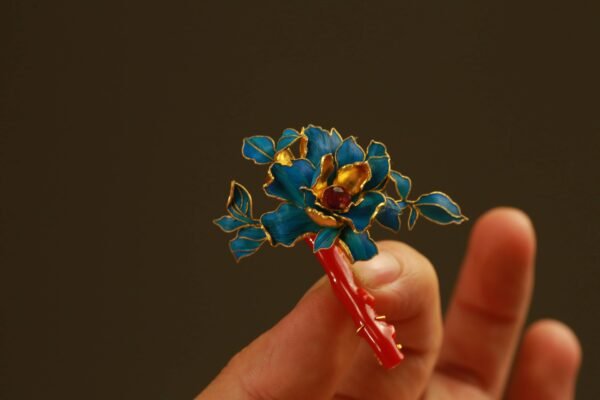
[214,125,467,369]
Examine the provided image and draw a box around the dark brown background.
[1,1,598,399]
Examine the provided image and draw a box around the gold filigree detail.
[305,207,343,228]
[299,127,308,158]
[311,154,335,199]
[274,149,294,166]
[333,162,372,196]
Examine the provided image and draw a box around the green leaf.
[242,136,276,164]
[229,226,267,261]
[226,181,255,224]
[213,215,249,232]
[276,128,301,152]
[414,192,467,225]
[407,205,419,230]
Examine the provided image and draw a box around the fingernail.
[352,250,402,289]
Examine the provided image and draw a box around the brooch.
[214,125,467,368]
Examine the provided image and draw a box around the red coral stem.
[305,236,404,369]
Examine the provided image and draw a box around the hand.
[197,208,581,400]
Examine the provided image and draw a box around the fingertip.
[471,207,536,264]
[524,319,582,374]
[351,243,405,289]
[462,208,536,312]
[506,319,581,400]
[352,241,438,303]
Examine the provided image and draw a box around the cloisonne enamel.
[214,125,467,263]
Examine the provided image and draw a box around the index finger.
[433,208,536,397]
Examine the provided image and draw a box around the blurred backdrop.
[1,1,598,398]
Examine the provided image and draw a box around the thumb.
[197,274,360,400]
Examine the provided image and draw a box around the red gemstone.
[322,186,352,211]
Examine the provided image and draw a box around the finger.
[197,276,360,400]
[506,320,581,400]
[334,241,443,400]
[433,208,536,398]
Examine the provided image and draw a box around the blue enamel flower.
[214,125,467,262]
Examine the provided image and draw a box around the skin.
[197,208,581,400]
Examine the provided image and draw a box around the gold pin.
[375,315,386,321]
[396,343,403,350]
[356,322,365,334]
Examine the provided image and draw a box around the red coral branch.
[305,236,404,369]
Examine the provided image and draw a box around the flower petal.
[335,136,365,167]
[311,154,335,198]
[301,125,343,166]
[363,141,391,191]
[375,198,402,232]
[213,215,250,232]
[339,228,378,262]
[301,187,318,208]
[313,227,342,252]
[305,207,343,228]
[276,128,301,152]
[414,192,467,225]
[242,136,276,165]
[229,226,267,262]
[261,203,321,246]
[333,162,371,197]
[390,170,412,201]
[264,159,315,207]
[340,191,386,232]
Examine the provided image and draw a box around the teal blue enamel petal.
[242,136,276,164]
[229,226,267,261]
[342,191,386,232]
[303,125,343,166]
[375,198,402,232]
[227,182,254,224]
[415,192,466,225]
[276,128,301,152]
[408,205,419,230]
[340,228,378,261]
[264,159,315,207]
[301,187,318,208]
[390,170,412,201]
[364,141,391,191]
[335,137,365,167]
[260,203,321,246]
[313,227,342,252]
[213,215,250,232]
